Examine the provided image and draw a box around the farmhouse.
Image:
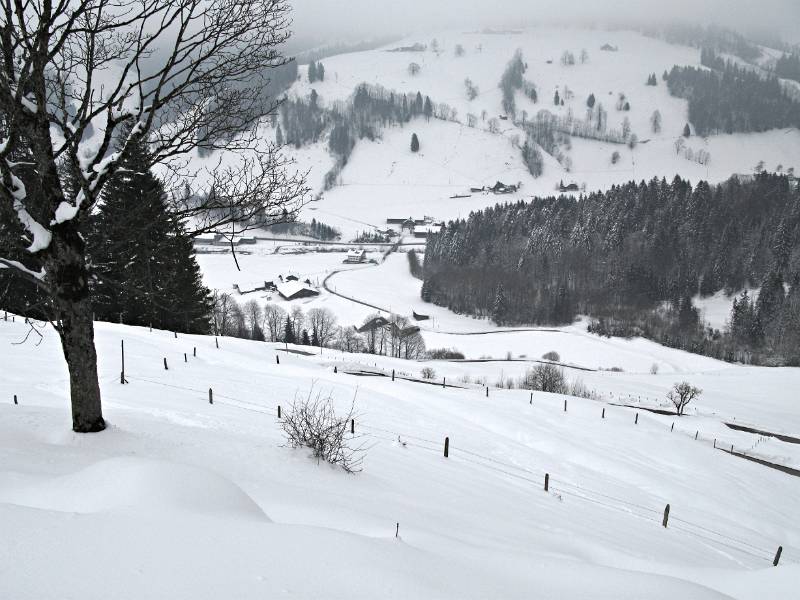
[559,181,580,192]
[276,281,320,301]
[490,181,519,194]
[344,249,367,264]
[357,315,391,333]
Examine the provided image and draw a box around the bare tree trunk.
[50,225,105,433]
[58,299,104,432]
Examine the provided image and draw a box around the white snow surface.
[1,315,799,599]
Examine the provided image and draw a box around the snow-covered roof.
[414,224,442,234]
[276,280,318,300]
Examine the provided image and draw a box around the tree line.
[668,54,800,135]
[422,173,800,365]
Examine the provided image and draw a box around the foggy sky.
[289,0,800,48]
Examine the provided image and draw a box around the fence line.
[116,361,793,567]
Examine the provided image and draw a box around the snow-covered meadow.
[1,316,799,599]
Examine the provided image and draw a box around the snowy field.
[1,317,799,599]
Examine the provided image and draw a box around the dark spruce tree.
[88,132,211,333]
[411,133,420,152]
[283,315,296,343]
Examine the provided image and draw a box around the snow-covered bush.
[542,351,560,362]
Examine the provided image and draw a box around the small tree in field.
[667,382,701,416]
[411,133,420,153]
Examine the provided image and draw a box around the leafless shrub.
[650,363,659,375]
[421,367,437,379]
[520,363,566,393]
[542,351,560,362]
[281,390,364,473]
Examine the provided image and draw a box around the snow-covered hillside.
[278,27,800,238]
[1,317,799,599]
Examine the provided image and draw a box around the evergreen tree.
[311,330,320,347]
[283,315,296,343]
[317,62,325,81]
[308,61,317,83]
[276,123,284,146]
[554,90,560,106]
[411,133,420,152]
[301,329,311,345]
[586,93,595,108]
[424,96,433,121]
[492,283,508,325]
[88,130,211,333]
[683,123,691,137]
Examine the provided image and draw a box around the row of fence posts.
[113,334,785,567]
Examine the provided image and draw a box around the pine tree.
[308,61,317,83]
[554,90,560,106]
[317,62,325,81]
[88,129,211,332]
[301,329,311,345]
[410,133,420,152]
[586,93,595,108]
[683,123,691,137]
[492,283,508,325]
[276,123,284,146]
[424,96,433,121]
[283,315,296,343]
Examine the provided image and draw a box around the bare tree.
[0,0,308,432]
[335,326,362,353]
[262,303,286,342]
[667,382,701,416]
[307,307,337,347]
[243,299,263,340]
[408,62,421,76]
[290,305,305,339]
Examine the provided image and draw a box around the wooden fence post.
[174,332,177,339]
[208,388,213,404]
[276,355,280,364]
[215,337,219,349]
[442,377,446,388]
[277,405,281,418]
[392,369,395,381]
[396,522,400,538]
[564,399,567,412]
[635,413,639,424]
[602,408,605,419]
[334,366,338,373]
[695,431,698,440]
[13,394,18,405]
[713,438,716,449]
[544,473,549,492]
[444,436,449,458]
[731,444,734,453]
[193,347,197,357]
[120,340,126,384]
[530,392,533,405]
[774,546,783,566]
[351,419,355,434]
[163,357,168,370]
[671,422,674,432]
[485,387,488,397]
[184,353,187,363]
[662,504,670,528]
